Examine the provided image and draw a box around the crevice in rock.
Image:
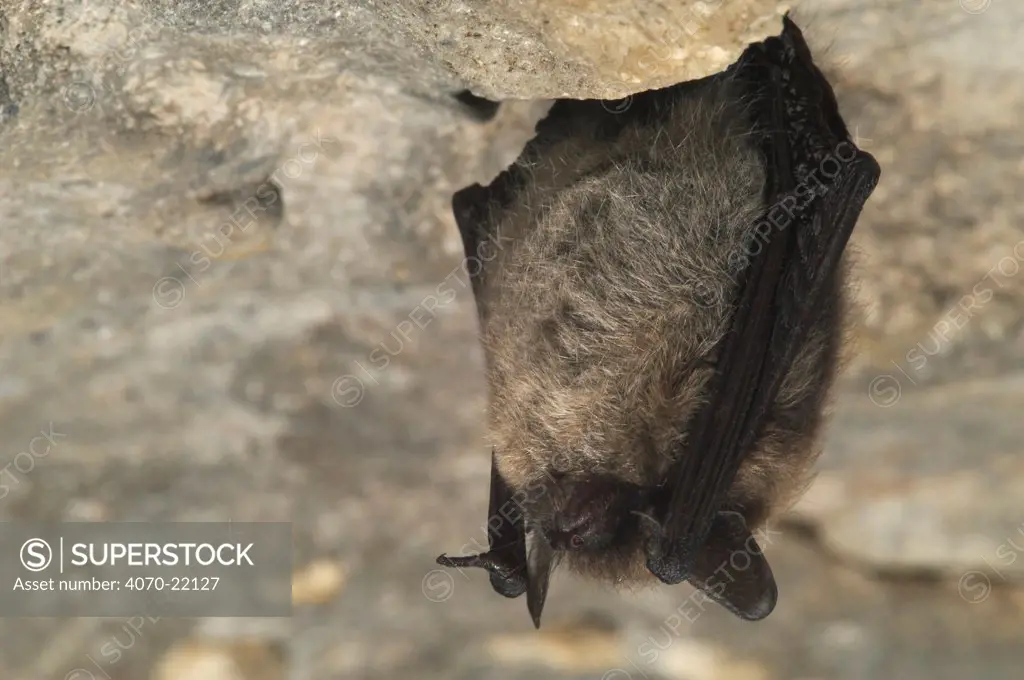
[196,177,286,232]
[453,89,501,122]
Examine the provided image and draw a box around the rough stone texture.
[1,0,1023,679]
[790,374,1024,578]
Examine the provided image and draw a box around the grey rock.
[791,374,1024,579]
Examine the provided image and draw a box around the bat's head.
[438,454,781,628]
[520,469,772,590]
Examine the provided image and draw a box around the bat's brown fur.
[473,72,848,586]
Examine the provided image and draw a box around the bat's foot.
[436,551,527,598]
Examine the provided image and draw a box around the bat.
[436,15,880,628]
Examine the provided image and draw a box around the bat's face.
[437,14,880,628]
[516,473,672,586]
[440,449,783,627]
[523,474,639,552]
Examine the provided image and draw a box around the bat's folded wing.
[646,15,880,620]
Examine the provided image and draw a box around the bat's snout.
[539,476,646,553]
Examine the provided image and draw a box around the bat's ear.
[686,511,777,621]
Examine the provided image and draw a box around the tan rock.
[150,639,284,680]
[292,559,347,605]
[368,0,793,99]
[485,614,623,670]
[654,641,770,680]
[496,0,791,94]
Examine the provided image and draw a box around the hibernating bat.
[436,15,880,627]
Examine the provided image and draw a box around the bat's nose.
[542,516,609,551]
[543,529,588,551]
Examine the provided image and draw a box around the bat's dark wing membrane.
[644,15,880,620]
[451,182,494,314]
[685,511,778,620]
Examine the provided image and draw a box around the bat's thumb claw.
[646,552,692,585]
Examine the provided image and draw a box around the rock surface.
[1,0,1023,679]
[790,374,1024,580]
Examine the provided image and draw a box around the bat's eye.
[542,516,608,552]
